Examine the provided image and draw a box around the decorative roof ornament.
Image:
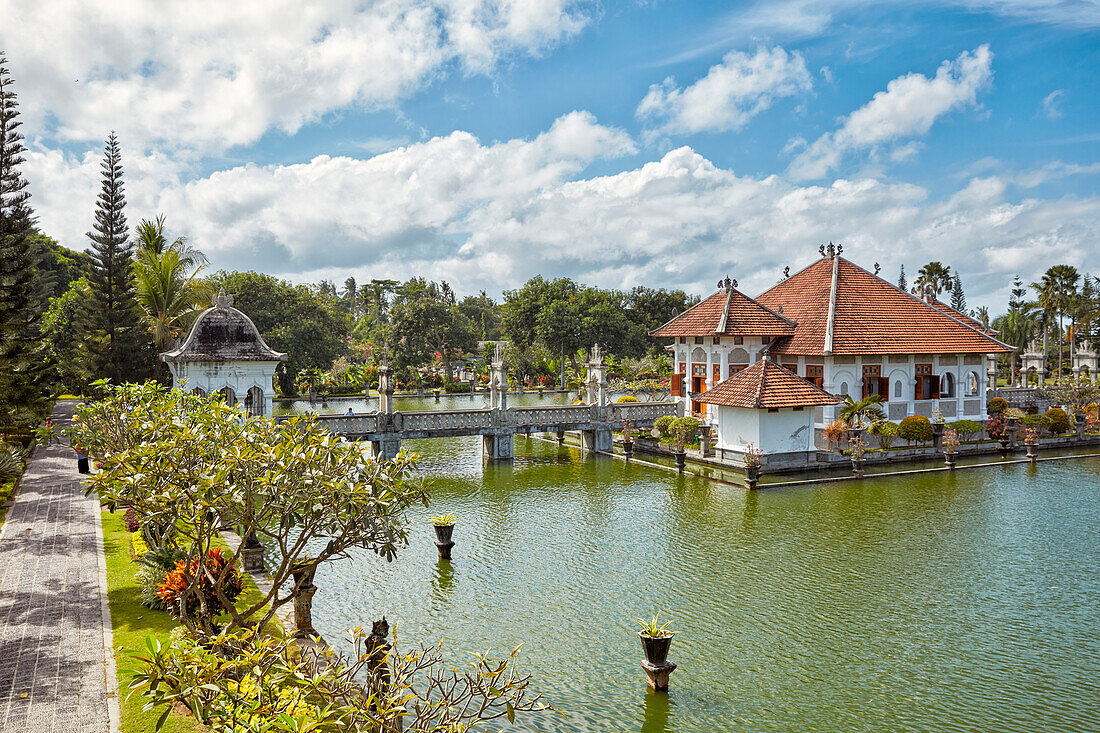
[213,288,234,308]
[819,244,826,258]
[783,266,790,279]
[874,262,881,276]
[717,275,736,292]
[836,244,843,256]
[825,242,836,259]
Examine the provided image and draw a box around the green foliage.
[898,415,933,444]
[30,229,93,301]
[868,420,898,449]
[1045,407,1071,434]
[615,395,639,403]
[948,419,983,442]
[132,624,553,733]
[0,56,49,424]
[635,612,678,638]
[670,416,701,441]
[987,397,1008,414]
[69,381,427,636]
[136,563,170,611]
[41,276,96,394]
[0,442,27,482]
[382,278,477,387]
[429,513,456,526]
[1021,413,1050,433]
[654,415,675,437]
[209,271,351,393]
[838,394,885,427]
[85,133,154,383]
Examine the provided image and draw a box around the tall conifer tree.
[897,265,907,291]
[85,132,149,382]
[951,274,967,312]
[0,53,47,422]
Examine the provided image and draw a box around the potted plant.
[849,436,866,477]
[673,431,686,473]
[430,513,456,545]
[1004,407,1025,428]
[942,427,960,469]
[742,444,764,484]
[1022,427,1039,462]
[621,420,634,460]
[931,409,946,448]
[636,612,678,667]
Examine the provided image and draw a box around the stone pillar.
[581,429,612,453]
[291,564,318,639]
[371,437,401,462]
[482,431,514,461]
[489,343,507,412]
[378,352,394,416]
[586,344,608,409]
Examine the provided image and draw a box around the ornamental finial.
[826,242,836,258]
[783,266,790,279]
[213,288,233,308]
[874,262,881,276]
[836,243,843,255]
[819,244,826,257]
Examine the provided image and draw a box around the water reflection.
[641,692,674,733]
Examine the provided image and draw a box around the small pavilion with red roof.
[652,244,1014,455]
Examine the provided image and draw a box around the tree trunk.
[1042,323,1048,387]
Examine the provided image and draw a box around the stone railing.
[512,404,593,428]
[308,413,379,435]
[609,401,679,423]
[400,409,494,432]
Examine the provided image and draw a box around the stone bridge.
[279,345,681,461]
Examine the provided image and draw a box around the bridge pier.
[482,431,514,462]
[581,428,613,453]
[371,437,401,462]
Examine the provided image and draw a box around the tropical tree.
[993,308,1035,387]
[133,215,209,375]
[950,274,966,312]
[1032,265,1079,385]
[838,394,886,428]
[915,262,953,296]
[0,53,48,422]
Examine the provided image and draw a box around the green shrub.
[869,420,898,449]
[615,395,639,403]
[670,416,701,441]
[948,419,983,442]
[0,443,27,482]
[898,415,933,444]
[136,564,170,611]
[1045,407,1071,434]
[654,415,675,437]
[988,397,1008,415]
[444,383,472,394]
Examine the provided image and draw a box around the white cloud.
[788,45,993,180]
[637,46,812,136]
[25,115,1099,312]
[1040,89,1065,118]
[2,0,591,156]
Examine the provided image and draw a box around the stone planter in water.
[1026,443,1039,463]
[674,451,686,473]
[744,465,760,484]
[434,523,455,560]
[851,458,864,477]
[944,451,958,469]
[623,440,634,460]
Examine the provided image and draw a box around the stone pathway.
[0,401,117,732]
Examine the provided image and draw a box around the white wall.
[714,406,816,454]
[167,360,280,416]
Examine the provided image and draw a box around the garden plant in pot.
[742,443,764,487]
[1022,427,1039,463]
[430,513,456,559]
[849,436,867,477]
[636,612,678,667]
[621,420,634,460]
[942,428,960,469]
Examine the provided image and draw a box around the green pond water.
[276,396,1100,732]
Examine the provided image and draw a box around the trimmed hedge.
[1045,407,1071,434]
[898,415,933,444]
[654,415,676,437]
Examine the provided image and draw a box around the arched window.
[217,386,237,405]
[840,381,848,396]
[191,386,207,398]
[246,386,264,417]
[941,373,955,398]
[894,380,902,399]
[966,371,979,396]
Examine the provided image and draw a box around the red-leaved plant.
[156,548,244,623]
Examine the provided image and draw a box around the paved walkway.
[0,401,116,732]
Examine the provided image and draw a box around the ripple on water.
[307,426,1100,733]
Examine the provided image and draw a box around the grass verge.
[0,477,18,528]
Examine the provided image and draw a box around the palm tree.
[838,394,886,428]
[915,262,953,296]
[132,215,209,378]
[993,309,1036,387]
[1032,265,1080,385]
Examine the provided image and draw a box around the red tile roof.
[754,257,1013,356]
[698,359,841,409]
[927,299,999,336]
[650,288,796,338]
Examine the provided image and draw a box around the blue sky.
[4,0,1099,311]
